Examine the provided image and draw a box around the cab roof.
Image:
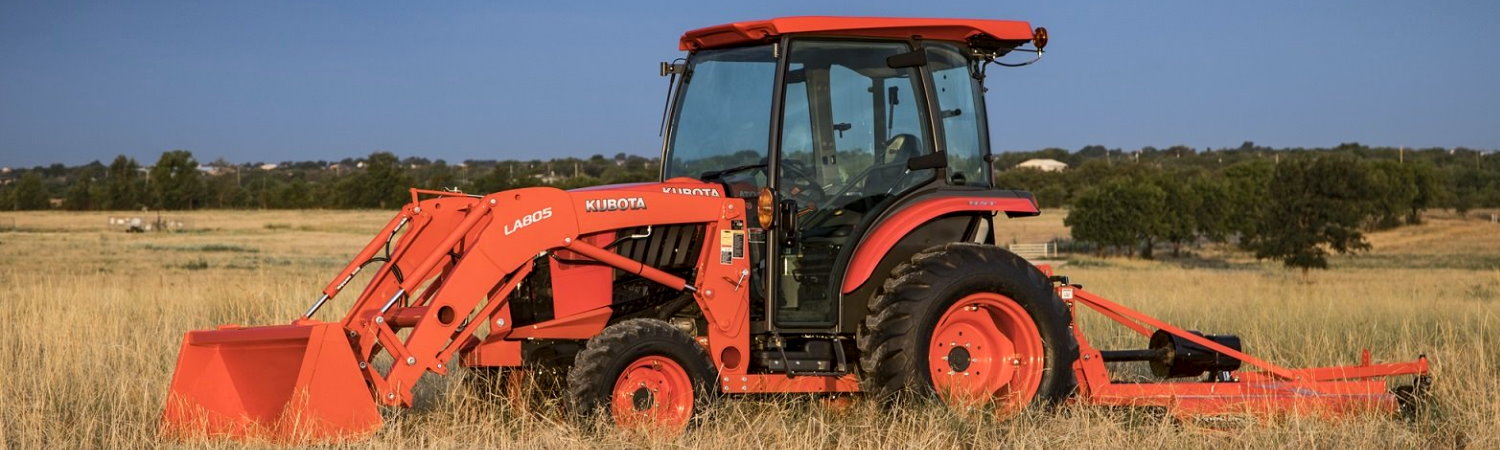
[679,16,1035,51]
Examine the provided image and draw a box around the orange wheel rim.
[928,292,1045,414]
[610,355,694,431]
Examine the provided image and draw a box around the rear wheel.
[567,319,717,431]
[858,243,1077,415]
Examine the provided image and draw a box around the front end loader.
[162,17,1430,442]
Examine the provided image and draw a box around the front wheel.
[567,319,717,432]
[858,243,1077,414]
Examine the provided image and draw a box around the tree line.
[1,142,1495,273]
[999,142,1496,272]
[0,151,660,210]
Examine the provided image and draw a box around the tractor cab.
[661,17,1043,332]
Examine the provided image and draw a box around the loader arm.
[163,182,752,440]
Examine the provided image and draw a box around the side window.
[778,39,933,210]
[928,43,990,187]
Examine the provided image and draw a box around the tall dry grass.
[0,210,1494,448]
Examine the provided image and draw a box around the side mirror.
[907,150,948,171]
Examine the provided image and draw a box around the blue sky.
[1,1,1497,167]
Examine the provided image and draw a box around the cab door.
[771,39,936,328]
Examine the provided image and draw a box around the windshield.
[663,45,776,179]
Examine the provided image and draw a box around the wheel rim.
[928,292,1046,412]
[611,355,694,431]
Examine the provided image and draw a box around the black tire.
[567,318,718,428]
[857,242,1078,408]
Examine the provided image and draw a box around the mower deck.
[1042,265,1431,419]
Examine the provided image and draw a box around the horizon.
[6,141,1492,172]
[3,1,1499,168]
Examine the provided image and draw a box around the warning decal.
[719,229,746,263]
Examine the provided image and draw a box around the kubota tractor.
[162,17,1431,441]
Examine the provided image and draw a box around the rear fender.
[839,193,1038,295]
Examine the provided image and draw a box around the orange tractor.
[162,16,1431,441]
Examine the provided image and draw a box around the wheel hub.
[610,355,693,431]
[631,387,654,411]
[927,293,1046,412]
[947,346,972,372]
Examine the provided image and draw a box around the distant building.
[1015,158,1068,172]
[259,163,279,171]
[0,167,11,174]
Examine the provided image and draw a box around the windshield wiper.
[699,163,767,181]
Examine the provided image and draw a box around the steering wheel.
[698,158,825,205]
[777,159,827,205]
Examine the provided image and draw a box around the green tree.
[205,166,245,208]
[104,155,144,210]
[1446,166,1493,217]
[1189,176,1236,243]
[1405,162,1445,224]
[275,179,314,208]
[1244,155,1373,275]
[337,152,411,208]
[1150,170,1205,257]
[1219,159,1275,245]
[1065,179,1166,257]
[421,160,457,190]
[995,169,1069,207]
[65,176,97,210]
[1365,160,1417,229]
[149,150,204,209]
[13,172,50,210]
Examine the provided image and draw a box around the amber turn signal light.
[757,187,776,227]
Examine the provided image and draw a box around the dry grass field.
[0,209,1496,448]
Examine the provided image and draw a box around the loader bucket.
[161,321,381,442]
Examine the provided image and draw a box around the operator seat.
[868,133,922,194]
